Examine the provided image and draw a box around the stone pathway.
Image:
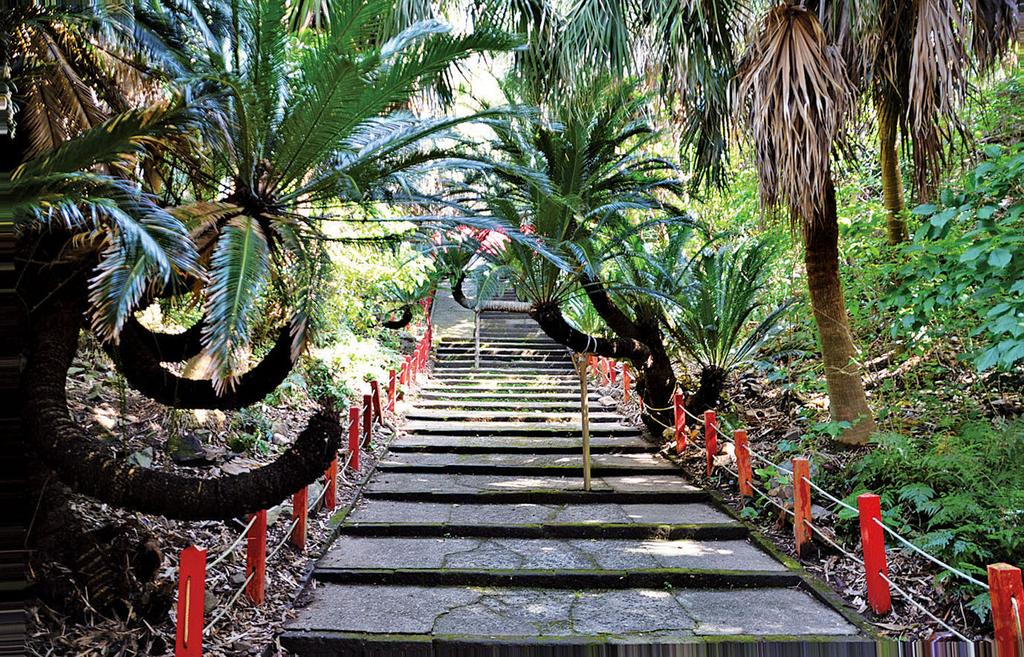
[282,297,868,655]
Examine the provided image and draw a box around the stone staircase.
[282,306,867,655]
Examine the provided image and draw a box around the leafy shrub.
[303,357,352,410]
[835,421,1024,617]
[889,143,1024,371]
[228,405,271,454]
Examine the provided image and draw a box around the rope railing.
[173,308,435,657]
[587,354,1024,651]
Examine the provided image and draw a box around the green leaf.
[988,248,1012,268]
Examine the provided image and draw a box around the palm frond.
[200,215,271,390]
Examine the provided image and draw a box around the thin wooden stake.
[577,354,591,492]
[622,364,630,403]
[175,546,206,657]
[387,369,397,412]
[245,510,266,605]
[792,457,811,556]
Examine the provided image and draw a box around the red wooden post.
[370,380,382,423]
[704,410,718,476]
[291,486,308,551]
[673,393,685,454]
[324,456,338,511]
[245,510,266,604]
[792,457,812,556]
[601,358,611,385]
[858,493,892,614]
[622,364,630,403]
[609,360,617,384]
[388,369,397,412]
[362,393,372,446]
[988,563,1024,657]
[348,406,361,471]
[735,430,753,497]
[400,359,409,386]
[175,546,206,657]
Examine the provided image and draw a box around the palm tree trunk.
[805,181,876,445]
[878,100,909,245]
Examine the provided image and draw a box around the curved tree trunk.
[530,302,674,433]
[452,275,532,313]
[22,275,341,520]
[108,319,296,410]
[122,316,206,362]
[805,181,876,445]
[878,98,909,245]
[382,306,413,330]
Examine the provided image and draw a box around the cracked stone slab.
[391,434,650,449]
[379,452,675,470]
[344,500,735,526]
[287,585,858,638]
[363,473,699,495]
[317,536,788,572]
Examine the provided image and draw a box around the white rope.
[801,475,859,514]
[267,517,302,561]
[802,518,864,566]
[203,570,255,634]
[878,572,975,648]
[873,518,990,591]
[1013,596,1023,657]
[207,515,258,570]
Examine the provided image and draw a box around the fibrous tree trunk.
[530,301,675,433]
[21,265,341,520]
[804,181,876,445]
[878,97,909,245]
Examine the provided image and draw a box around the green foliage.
[658,236,794,373]
[303,356,353,410]
[837,424,1024,613]
[228,405,272,454]
[888,143,1024,371]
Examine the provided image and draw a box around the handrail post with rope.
[673,393,685,454]
[704,410,717,476]
[792,457,812,556]
[857,493,892,615]
[622,363,630,403]
[388,369,397,413]
[175,545,206,657]
[370,380,383,424]
[348,406,361,471]
[324,456,338,511]
[290,486,308,551]
[735,430,753,497]
[988,563,1024,657]
[361,394,372,447]
[245,510,267,605]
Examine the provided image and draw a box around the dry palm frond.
[907,0,969,200]
[968,0,1020,68]
[736,2,855,226]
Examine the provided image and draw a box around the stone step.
[282,585,861,649]
[379,452,672,470]
[438,345,569,354]
[363,473,700,497]
[442,338,562,347]
[390,434,651,452]
[414,395,607,407]
[436,355,574,364]
[402,420,640,436]
[313,535,793,585]
[431,367,576,376]
[340,499,744,538]
[404,409,622,423]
